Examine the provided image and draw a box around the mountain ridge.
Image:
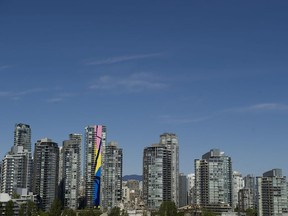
[123,174,142,181]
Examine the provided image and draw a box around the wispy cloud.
[45,98,64,103]
[159,103,288,125]
[0,65,11,71]
[0,87,79,104]
[84,53,163,65]
[0,91,10,97]
[158,115,212,124]
[89,73,167,92]
[45,92,79,103]
[0,88,44,98]
[230,103,288,112]
[246,103,288,111]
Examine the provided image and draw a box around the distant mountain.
[123,174,142,181]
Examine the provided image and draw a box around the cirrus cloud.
[246,103,288,111]
[228,103,288,112]
[84,53,163,65]
[89,73,167,92]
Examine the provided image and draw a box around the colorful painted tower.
[84,125,106,208]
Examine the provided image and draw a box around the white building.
[1,146,31,195]
[187,173,195,204]
[0,191,37,215]
[257,169,288,216]
[122,182,130,205]
[232,171,244,209]
[238,174,256,211]
[238,188,254,212]
[58,147,64,185]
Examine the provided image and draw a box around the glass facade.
[257,169,288,216]
[33,138,59,212]
[62,134,82,210]
[14,123,31,152]
[195,149,232,208]
[143,145,171,209]
[101,142,122,210]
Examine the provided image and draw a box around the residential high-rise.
[232,171,244,209]
[14,123,31,152]
[58,146,65,207]
[195,149,232,209]
[58,147,64,185]
[13,123,33,192]
[101,141,122,210]
[244,175,256,194]
[126,180,141,208]
[239,188,254,212]
[159,133,179,207]
[122,182,130,207]
[187,173,195,205]
[33,138,59,211]
[179,173,188,207]
[84,125,106,208]
[257,169,288,216]
[238,174,256,212]
[1,146,31,195]
[62,134,82,210]
[143,144,171,209]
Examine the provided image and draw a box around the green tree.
[19,203,26,216]
[201,209,217,216]
[5,200,14,216]
[245,208,257,216]
[121,209,129,216]
[38,211,49,216]
[62,208,76,216]
[48,199,62,216]
[109,207,121,216]
[78,209,102,216]
[150,211,158,216]
[19,201,38,216]
[11,192,20,199]
[27,200,38,216]
[158,201,177,216]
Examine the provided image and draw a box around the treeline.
[0,199,103,216]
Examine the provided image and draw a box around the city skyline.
[1,0,288,177]
[0,123,287,178]
[1,123,287,214]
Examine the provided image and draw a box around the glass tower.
[33,138,59,211]
[159,133,179,207]
[143,144,172,209]
[62,134,82,210]
[195,149,232,208]
[257,169,288,216]
[101,141,123,210]
[14,123,31,152]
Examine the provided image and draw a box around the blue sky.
[0,0,288,176]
